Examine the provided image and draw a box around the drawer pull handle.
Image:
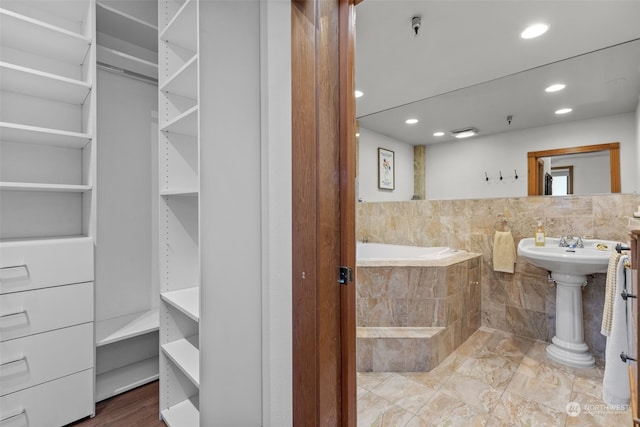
[0,355,26,367]
[0,309,26,319]
[0,264,30,283]
[0,409,25,423]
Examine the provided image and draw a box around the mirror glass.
[355,1,640,200]
[550,152,609,195]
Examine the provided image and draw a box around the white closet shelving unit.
[96,0,158,81]
[158,0,201,424]
[0,0,97,425]
[94,0,160,403]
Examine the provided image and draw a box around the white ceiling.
[355,0,640,145]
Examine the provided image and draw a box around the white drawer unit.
[0,282,93,342]
[0,237,94,295]
[0,0,96,425]
[0,369,93,427]
[0,323,93,396]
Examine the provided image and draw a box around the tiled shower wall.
[356,194,640,359]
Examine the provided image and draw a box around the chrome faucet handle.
[576,237,584,248]
[559,236,568,247]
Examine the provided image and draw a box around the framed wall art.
[378,147,395,190]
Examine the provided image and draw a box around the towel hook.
[494,218,512,232]
[621,289,636,300]
[499,171,503,180]
[620,352,637,363]
[514,169,518,180]
[616,243,631,253]
[485,172,489,182]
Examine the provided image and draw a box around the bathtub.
[357,242,461,266]
[355,242,481,372]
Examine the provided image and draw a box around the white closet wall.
[96,69,157,320]
[0,0,97,424]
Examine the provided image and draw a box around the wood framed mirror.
[527,142,621,196]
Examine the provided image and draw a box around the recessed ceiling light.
[555,108,573,115]
[451,128,478,138]
[433,131,445,137]
[355,90,363,98]
[545,83,566,92]
[521,23,549,39]
[405,118,419,124]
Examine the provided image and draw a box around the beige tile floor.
[357,327,632,426]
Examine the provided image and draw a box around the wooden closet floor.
[67,381,165,426]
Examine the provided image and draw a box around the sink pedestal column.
[546,272,595,368]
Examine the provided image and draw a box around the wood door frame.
[291,0,357,425]
[527,142,621,195]
[339,1,357,425]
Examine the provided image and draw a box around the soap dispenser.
[535,221,545,247]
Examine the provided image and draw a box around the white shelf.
[0,235,91,244]
[97,45,158,80]
[95,357,159,402]
[96,308,159,346]
[161,287,199,322]
[161,105,198,136]
[159,188,199,197]
[0,62,91,104]
[161,396,199,427]
[160,55,197,100]
[96,2,157,52]
[6,1,92,24]
[161,335,199,387]
[0,8,92,65]
[0,182,92,192]
[160,0,197,53]
[0,122,91,149]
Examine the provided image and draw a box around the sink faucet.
[559,235,583,248]
[362,236,369,244]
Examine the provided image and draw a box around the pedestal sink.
[517,237,621,368]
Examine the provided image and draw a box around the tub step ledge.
[356,326,444,339]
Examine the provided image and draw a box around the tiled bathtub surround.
[357,255,482,371]
[356,194,640,359]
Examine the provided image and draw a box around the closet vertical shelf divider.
[0,0,97,425]
[158,0,201,424]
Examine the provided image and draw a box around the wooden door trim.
[527,142,621,195]
[291,1,319,422]
[291,0,357,425]
[339,1,356,425]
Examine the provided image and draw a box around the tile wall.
[356,194,640,359]
[356,257,481,371]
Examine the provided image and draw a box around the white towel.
[603,254,632,406]
[493,231,516,273]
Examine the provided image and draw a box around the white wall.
[358,127,414,202]
[551,153,610,195]
[197,2,293,425]
[260,0,292,425]
[95,69,158,321]
[199,1,291,425]
[425,113,637,200]
[636,97,640,191]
